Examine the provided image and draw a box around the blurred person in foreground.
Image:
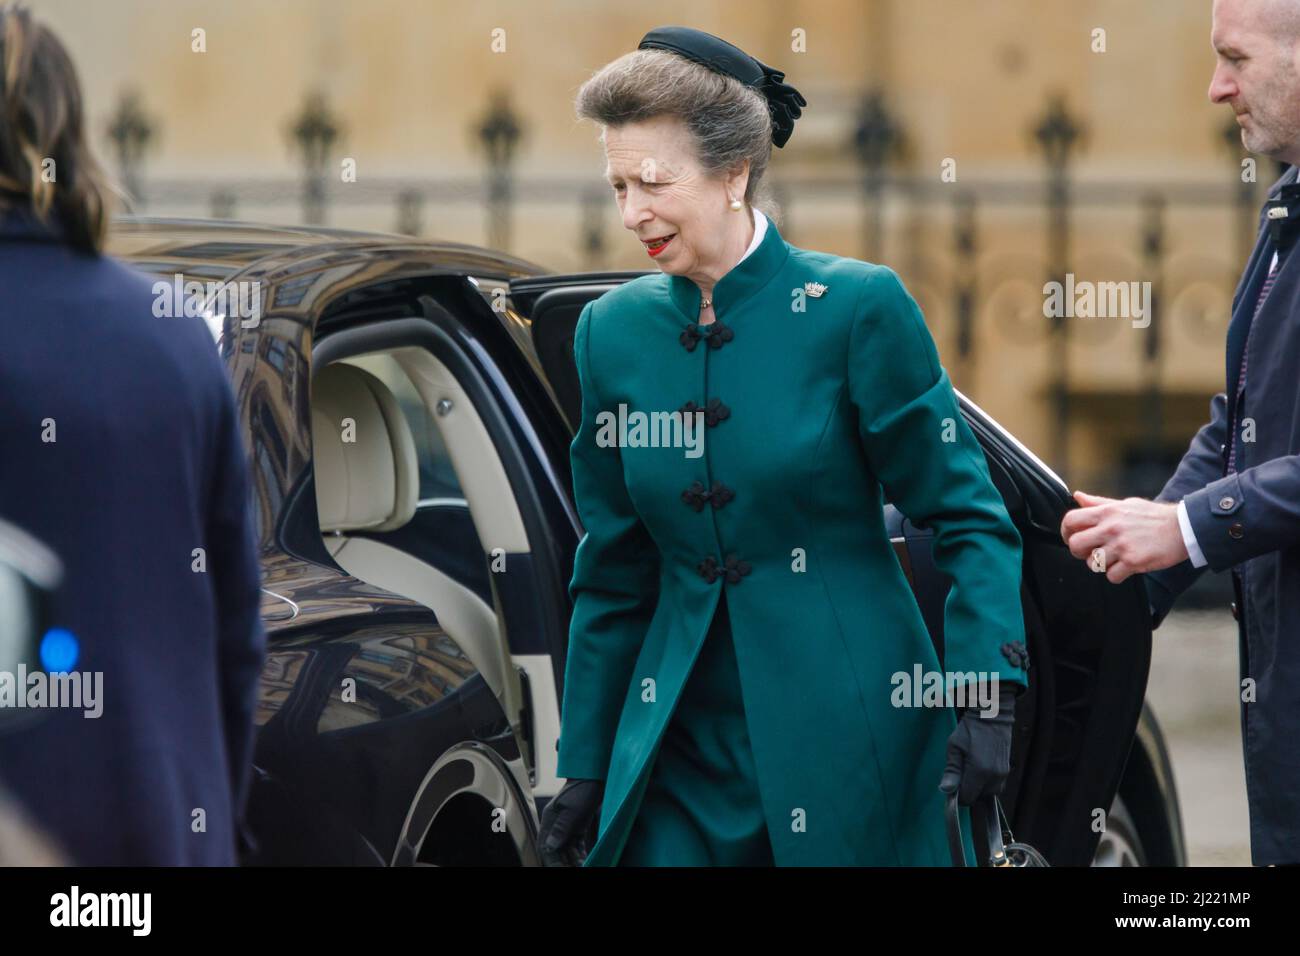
[0,3,265,865]
[1062,0,1300,866]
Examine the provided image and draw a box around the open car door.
[510,271,651,431]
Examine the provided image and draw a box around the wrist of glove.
[939,683,1019,806]
[538,778,604,866]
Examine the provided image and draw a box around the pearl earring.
[729,197,743,211]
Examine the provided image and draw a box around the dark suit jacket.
[0,207,265,865]
[1146,164,1300,865]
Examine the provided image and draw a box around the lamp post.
[107,91,154,210]
[952,192,978,384]
[210,189,236,220]
[476,89,522,252]
[289,92,340,225]
[1139,192,1166,494]
[396,189,423,236]
[1032,93,1084,476]
[852,91,901,263]
[580,186,607,270]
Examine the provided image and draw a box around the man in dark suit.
[1061,0,1300,865]
[0,5,265,864]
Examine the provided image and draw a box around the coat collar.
[667,210,791,323]
[0,202,67,244]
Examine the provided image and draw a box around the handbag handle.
[944,791,1013,866]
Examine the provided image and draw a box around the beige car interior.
[310,346,529,742]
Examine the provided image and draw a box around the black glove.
[538,778,604,866]
[938,683,1018,806]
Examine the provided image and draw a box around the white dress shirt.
[1177,500,1207,568]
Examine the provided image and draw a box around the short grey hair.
[575,48,778,218]
[1271,0,1300,45]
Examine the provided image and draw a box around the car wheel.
[1091,793,1146,866]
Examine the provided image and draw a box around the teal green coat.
[554,211,1029,865]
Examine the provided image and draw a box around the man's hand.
[1060,490,1189,583]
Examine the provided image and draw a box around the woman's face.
[602,116,746,278]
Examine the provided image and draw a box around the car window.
[341,353,464,503]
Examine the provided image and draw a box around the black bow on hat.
[638,26,807,148]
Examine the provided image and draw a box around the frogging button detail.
[722,553,752,584]
[703,320,734,349]
[1000,640,1029,670]
[680,320,735,351]
[678,397,731,427]
[681,480,736,512]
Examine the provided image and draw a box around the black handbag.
[945,791,1050,867]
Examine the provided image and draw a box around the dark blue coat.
[1147,164,1300,865]
[0,208,265,865]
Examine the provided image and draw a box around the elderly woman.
[538,26,1028,867]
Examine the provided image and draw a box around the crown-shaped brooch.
[804,281,827,298]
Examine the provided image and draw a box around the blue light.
[40,628,79,673]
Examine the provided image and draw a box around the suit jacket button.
[1219,495,1235,510]
[1229,522,1244,539]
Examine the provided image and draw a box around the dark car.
[106,216,1184,867]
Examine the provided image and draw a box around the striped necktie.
[1227,248,1282,473]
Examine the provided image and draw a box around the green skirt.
[617,591,775,866]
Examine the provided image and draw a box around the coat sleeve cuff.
[1182,474,1247,571]
[555,740,609,782]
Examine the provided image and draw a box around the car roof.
[107,215,551,282]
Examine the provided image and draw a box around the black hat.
[638,26,807,148]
